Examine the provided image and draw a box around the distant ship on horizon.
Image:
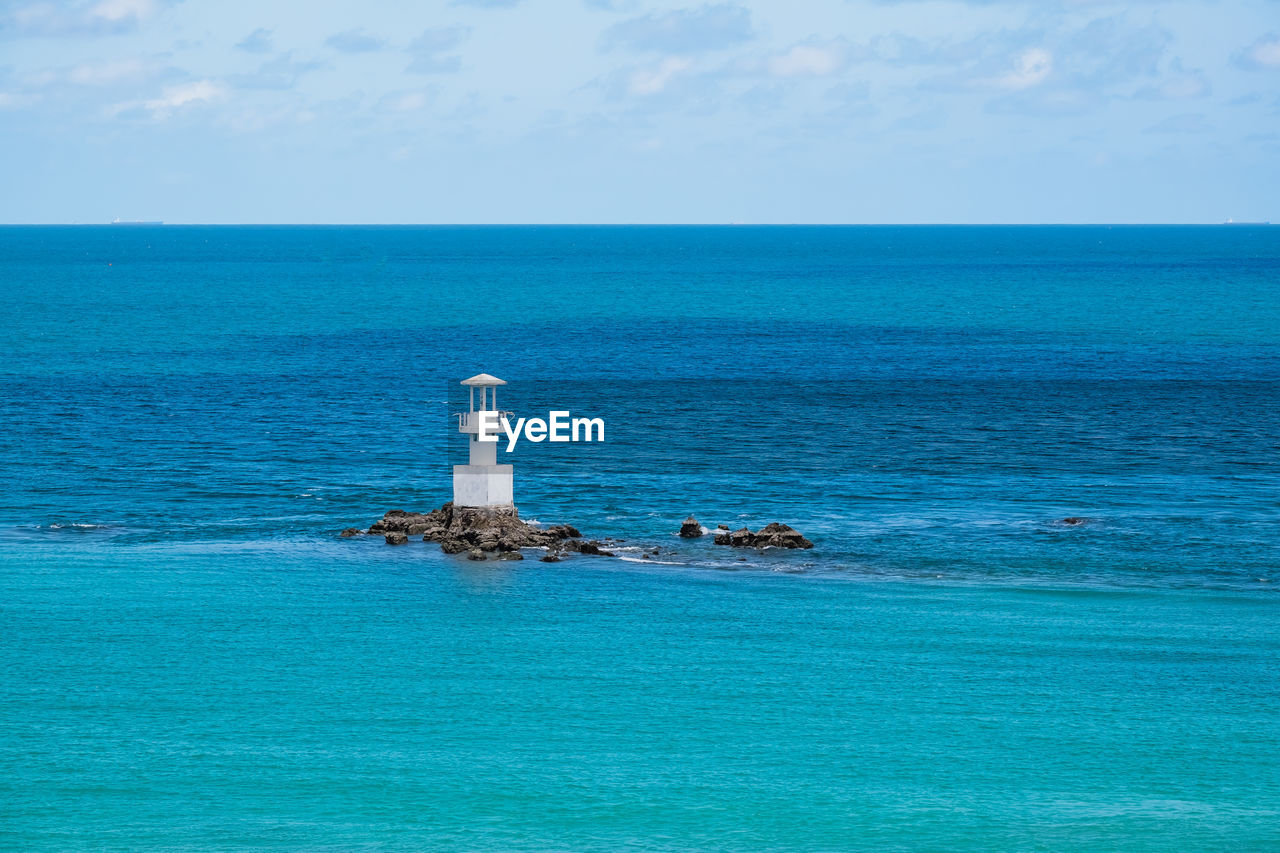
[1223,218,1270,225]
[110,218,164,226]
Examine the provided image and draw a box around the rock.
[565,540,616,557]
[717,524,729,530]
[339,527,362,538]
[642,554,651,559]
[540,552,562,563]
[752,522,814,549]
[713,522,814,549]
[498,550,524,561]
[1060,517,1089,526]
[384,531,408,545]
[368,502,588,556]
[370,509,441,536]
[678,516,704,538]
[467,548,486,561]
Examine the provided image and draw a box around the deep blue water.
[1,226,1278,850]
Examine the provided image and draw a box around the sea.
[1,225,1278,851]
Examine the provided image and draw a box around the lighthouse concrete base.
[452,464,514,508]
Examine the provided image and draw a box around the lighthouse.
[453,373,514,508]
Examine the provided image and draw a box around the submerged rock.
[1060,517,1090,526]
[384,531,409,545]
[567,540,615,557]
[339,527,362,538]
[678,516,704,538]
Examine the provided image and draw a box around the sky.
[0,0,1277,223]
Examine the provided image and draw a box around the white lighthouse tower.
[453,373,515,508]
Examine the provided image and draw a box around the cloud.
[765,38,858,77]
[406,26,469,73]
[897,14,1171,118]
[994,47,1052,90]
[229,53,326,90]
[376,88,436,112]
[235,28,273,54]
[601,3,752,54]
[325,28,385,53]
[0,91,40,109]
[132,79,224,117]
[627,56,693,94]
[2,0,156,36]
[1233,34,1280,71]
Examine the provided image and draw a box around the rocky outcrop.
[366,503,603,557]
[713,522,813,549]
[363,507,814,556]
[678,516,704,538]
[566,540,616,557]
[340,527,362,538]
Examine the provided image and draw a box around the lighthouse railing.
[455,410,515,433]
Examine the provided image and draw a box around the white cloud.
[1256,40,1280,68]
[88,0,153,24]
[627,57,692,95]
[379,90,431,112]
[767,39,850,77]
[0,91,41,109]
[1234,34,1280,70]
[996,48,1052,90]
[5,0,155,35]
[142,80,224,114]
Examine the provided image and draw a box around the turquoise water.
[2,226,1279,849]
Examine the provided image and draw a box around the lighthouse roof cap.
[460,373,507,387]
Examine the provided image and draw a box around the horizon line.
[0,221,1271,228]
